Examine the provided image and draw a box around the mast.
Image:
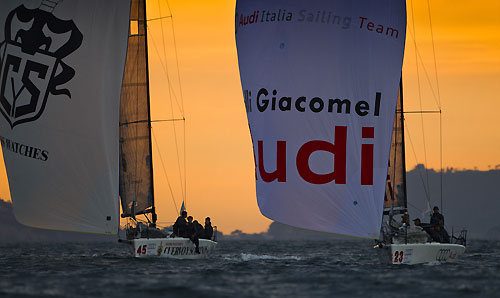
[143,0,157,226]
[400,77,408,210]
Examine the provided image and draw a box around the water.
[0,239,499,297]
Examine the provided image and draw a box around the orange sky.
[1,0,499,234]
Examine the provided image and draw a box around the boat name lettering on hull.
[162,246,209,256]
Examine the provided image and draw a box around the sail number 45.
[393,250,404,263]
[137,245,147,255]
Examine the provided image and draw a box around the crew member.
[186,216,195,237]
[203,217,214,240]
[173,210,187,237]
[191,219,204,254]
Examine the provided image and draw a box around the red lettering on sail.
[361,127,374,185]
[258,140,286,182]
[296,126,347,184]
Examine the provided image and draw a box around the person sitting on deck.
[172,211,188,237]
[429,206,450,243]
[430,206,444,227]
[413,218,431,233]
[185,216,195,237]
[189,219,203,254]
[202,217,214,240]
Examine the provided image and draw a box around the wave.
[239,253,302,261]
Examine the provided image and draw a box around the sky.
[0,0,499,234]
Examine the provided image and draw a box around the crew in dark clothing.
[172,211,187,237]
[430,206,444,227]
[203,217,214,240]
[190,219,204,254]
[429,206,450,243]
[185,216,195,238]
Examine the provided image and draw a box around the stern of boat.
[121,237,217,259]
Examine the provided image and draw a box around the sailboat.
[0,0,216,258]
[235,0,465,264]
[376,82,466,265]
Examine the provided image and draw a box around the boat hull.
[378,243,466,265]
[122,238,217,259]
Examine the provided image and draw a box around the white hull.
[378,242,466,265]
[122,237,217,259]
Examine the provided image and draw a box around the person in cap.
[413,217,431,234]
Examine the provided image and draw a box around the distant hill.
[0,200,118,243]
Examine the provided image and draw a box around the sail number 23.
[137,245,147,255]
[393,250,404,263]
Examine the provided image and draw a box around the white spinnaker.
[0,0,130,234]
[236,0,406,238]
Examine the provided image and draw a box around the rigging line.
[165,0,173,17]
[147,16,172,22]
[156,0,186,203]
[426,0,444,213]
[407,201,425,214]
[426,0,442,108]
[183,120,187,209]
[160,0,186,202]
[406,28,441,109]
[167,86,187,203]
[120,118,185,125]
[167,2,186,115]
[151,127,179,215]
[409,0,431,203]
[164,0,188,205]
[404,119,432,204]
[404,110,440,114]
[146,26,184,115]
[440,110,443,212]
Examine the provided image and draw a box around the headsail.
[0,0,130,234]
[119,0,156,221]
[384,83,407,213]
[235,0,406,238]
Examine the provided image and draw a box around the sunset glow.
[0,0,498,234]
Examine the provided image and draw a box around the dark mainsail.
[119,0,156,223]
[384,80,407,213]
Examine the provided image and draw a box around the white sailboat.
[117,0,217,259]
[0,0,216,258]
[376,82,466,265]
[235,0,465,264]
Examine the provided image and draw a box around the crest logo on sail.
[0,2,82,128]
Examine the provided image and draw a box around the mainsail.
[236,0,407,238]
[384,83,407,212]
[0,0,130,234]
[119,0,156,222]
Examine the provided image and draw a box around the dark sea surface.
[0,239,498,298]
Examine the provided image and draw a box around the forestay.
[0,0,130,234]
[236,0,406,238]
